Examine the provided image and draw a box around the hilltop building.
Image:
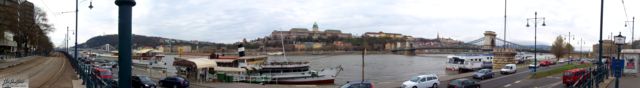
[363,31,403,38]
[270,22,352,40]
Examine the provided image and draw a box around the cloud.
[29,0,640,51]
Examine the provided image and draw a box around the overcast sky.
[28,0,639,51]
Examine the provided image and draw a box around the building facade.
[363,31,404,38]
[1,0,33,54]
[270,22,352,40]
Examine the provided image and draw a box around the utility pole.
[362,36,367,82]
[74,0,90,87]
[568,32,572,60]
[580,38,583,60]
[626,17,635,48]
[596,0,605,87]
[74,0,78,60]
[116,0,136,87]
[503,0,507,48]
[66,26,69,52]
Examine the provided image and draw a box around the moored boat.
[445,54,493,72]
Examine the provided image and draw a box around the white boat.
[445,54,493,72]
[266,52,284,56]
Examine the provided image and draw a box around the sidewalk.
[0,56,37,70]
[606,75,640,88]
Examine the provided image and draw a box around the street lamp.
[565,32,575,61]
[613,32,625,88]
[526,11,546,73]
[614,32,626,58]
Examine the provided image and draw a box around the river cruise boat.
[445,54,493,72]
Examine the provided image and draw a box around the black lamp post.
[526,11,546,73]
[115,0,136,88]
[613,32,625,88]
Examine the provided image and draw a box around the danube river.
[120,53,457,87]
[266,54,455,87]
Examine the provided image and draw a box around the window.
[420,78,426,82]
[410,77,420,82]
[564,72,573,76]
[427,77,436,81]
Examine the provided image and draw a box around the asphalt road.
[437,63,568,88]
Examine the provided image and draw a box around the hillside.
[77,34,225,48]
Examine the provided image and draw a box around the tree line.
[550,36,574,61]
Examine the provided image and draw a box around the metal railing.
[58,51,116,88]
[568,66,609,88]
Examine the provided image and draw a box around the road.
[0,54,78,88]
[437,63,569,88]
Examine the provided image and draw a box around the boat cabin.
[173,58,218,80]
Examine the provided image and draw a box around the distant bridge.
[392,31,550,53]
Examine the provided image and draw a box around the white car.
[402,74,439,88]
[500,64,517,74]
[558,59,567,63]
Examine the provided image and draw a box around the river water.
[117,54,456,87]
[266,54,456,86]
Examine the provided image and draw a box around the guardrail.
[568,66,608,88]
[58,51,116,88]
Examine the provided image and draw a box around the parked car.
[500,64,517,74]
[558,59,567,63]
[540,61,553,66]
[93,67,113,79]
[528,63,540,69]
[562,68,590,87]
[102,79,119,88]
[473,69,494,80]
[133,75,157,88]
[401,74,439,88]
[340,80,375,88]
[159,76,189,88]
[447,78,480,88]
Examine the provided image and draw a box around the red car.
[93,68,113,79]
[562,68,590,87]
[539,61,553,66]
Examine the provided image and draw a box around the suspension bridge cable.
[621,0,630,20]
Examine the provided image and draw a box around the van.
[500,64,517,74]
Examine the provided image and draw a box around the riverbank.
[164,50,483,56]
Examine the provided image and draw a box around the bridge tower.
[482,31,497,51]
[493,48,517,69]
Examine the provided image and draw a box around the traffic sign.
[612,59,625,77]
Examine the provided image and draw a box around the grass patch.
[529,64,592,79]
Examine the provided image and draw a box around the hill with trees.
[77,34,229,49]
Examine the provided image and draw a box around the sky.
[27,0,640,51]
